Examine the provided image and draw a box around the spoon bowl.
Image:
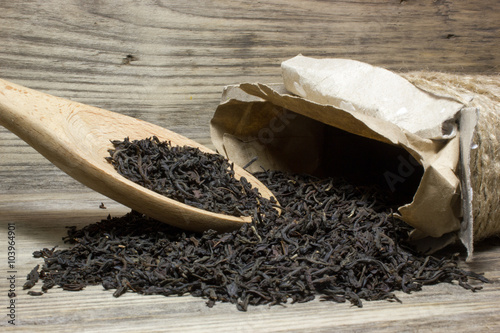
[0,79,276,232]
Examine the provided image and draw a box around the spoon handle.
[0,79,77,170]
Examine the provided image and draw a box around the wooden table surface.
[1,1,499,331]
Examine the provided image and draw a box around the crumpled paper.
[210,55,471,254]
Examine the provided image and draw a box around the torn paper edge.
[459,107,479,260]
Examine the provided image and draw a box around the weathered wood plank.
[1,0,499,194]
[2,178,497,330]
[0,208,499,332]
[1,0,499,193]
[0,0,499,331]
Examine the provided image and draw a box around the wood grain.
[1,0,499,195]
[1,0,499,331]
[1,207,499,332]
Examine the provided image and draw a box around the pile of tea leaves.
[24,170,489,311]
[105,136,264,217]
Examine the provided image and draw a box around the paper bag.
[210,55,499,256]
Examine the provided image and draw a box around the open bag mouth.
[211,55,500,257]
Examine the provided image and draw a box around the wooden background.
[1,0,499,331]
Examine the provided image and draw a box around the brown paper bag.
[210,55,500,257]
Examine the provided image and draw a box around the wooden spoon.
[0,78,276,232]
